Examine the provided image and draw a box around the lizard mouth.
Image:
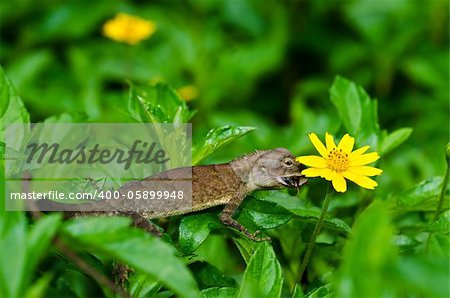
[277,175,308,188]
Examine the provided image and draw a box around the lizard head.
[233,148,307,191]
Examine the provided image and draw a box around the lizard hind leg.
[131,212,163,237]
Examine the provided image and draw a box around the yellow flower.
[102,13,156,45]
[296,132,382,192]
[177,85,199,101]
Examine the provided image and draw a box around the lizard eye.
[283,158,294,167]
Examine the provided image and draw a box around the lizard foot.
[113,263,134,289]
[247,230,271,242]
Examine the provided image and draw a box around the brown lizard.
[38,147,307,241]
[122,147,307,240]
[35,147,307,288]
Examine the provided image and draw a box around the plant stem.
[433,155,450,222]
[298,185,333,282]
[425,149,450,251]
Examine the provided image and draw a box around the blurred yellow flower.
[296,132,382,192]
[177,85,199,101]
[102,13,156,45]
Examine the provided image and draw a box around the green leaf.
[305,284,332,298]
[402,56,448,91]
[24,214,62,285]
[380,127,413,155]
[179,213,222,254]
[46,276,79,298]
[425,210,450,234]
[128,82,195,124]
[427,232,450,257]
[395,256,450,298]
[0,66,30,153]
[128,272,162,298]
[56,268,100,298]
[201,287,238,298]
[190,261,237,289]
[24,273,53,298]
[329,76,380,148]
[291,283,305,298]
[63,216,131,236]
[192,125,256,164]
[425,211,450,257]
[255,191,351,235]
[237,195,293,229]
[0,213,61,298]
[239,242,283,298]
[193,235,236,273]
[330,76,362,134]
[6,50,53,90]
[395,176,449,212]
[65,252,109,278]
[0,213,27,298]
[232,236,265,264]
[62,216,201,298]
[336,201,396,298]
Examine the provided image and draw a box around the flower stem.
[425,147,450,251]
[298,185,333,282]
[433,152,450,221]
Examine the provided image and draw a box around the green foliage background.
[1,1,449,298]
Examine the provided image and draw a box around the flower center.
[327,148,349,172]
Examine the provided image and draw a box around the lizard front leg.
[220,197,270,242]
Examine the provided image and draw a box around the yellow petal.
[308,133,329,158]
[302,168,334,181]
[332,174,347,192]
[348,166,383,176]
[323,169,336,181]
[350,152,380,166]
[349,145,370,158]
[296,156,327,168]
[325,132,336,151]
[342,171,378,189]
[301,168,324,178]
[337,134,355,153]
